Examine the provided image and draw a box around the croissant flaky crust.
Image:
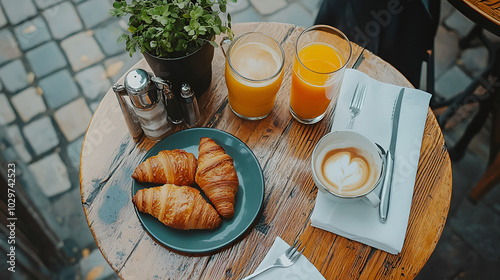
[132,149,197,186]
[195,137,239,219]
[132,184,222,230]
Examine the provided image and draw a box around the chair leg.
[448,92,494,161]
[469,74,500,202]
[469,151,500,202]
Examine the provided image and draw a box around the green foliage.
[111,0,236,58]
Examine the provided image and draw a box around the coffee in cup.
[311,130,385,207]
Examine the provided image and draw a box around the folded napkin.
[250,237,325,280]
[310,69,431,254]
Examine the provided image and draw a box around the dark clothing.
[315,0,440,87]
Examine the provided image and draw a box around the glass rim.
[227,32,285,83]
[295,25,352,75]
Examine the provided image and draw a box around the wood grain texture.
[80,23,452,280]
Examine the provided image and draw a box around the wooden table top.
[80,22,452,279]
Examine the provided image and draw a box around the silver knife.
[379,88,405,223]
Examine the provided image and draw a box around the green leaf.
[112,1,122,9]
[128,26,137,33]
[109,9,125,17]
[117,33,128,43]
[208,40,219,48]
[140,9,152,24]
[150,41,157,48]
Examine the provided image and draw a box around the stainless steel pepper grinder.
[124,69,171,141]
[112,84,143,139]
[180,83,201,127]
[151,77,184,124]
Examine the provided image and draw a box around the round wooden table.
[80,22,452,279]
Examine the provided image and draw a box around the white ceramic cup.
[311,130,385,207]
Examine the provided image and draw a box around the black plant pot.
[143,41,214,97]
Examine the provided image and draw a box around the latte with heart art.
[317,147,378,197]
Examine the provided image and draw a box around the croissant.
[132,149,197,186]
[132,184,222,230]
[195,137,239,219]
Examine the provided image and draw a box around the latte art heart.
[319,147,377,196]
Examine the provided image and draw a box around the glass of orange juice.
[290,25,352,124]
[223,32,285,120]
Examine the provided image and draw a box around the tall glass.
[224,32,285,120]
[290,25,352,124]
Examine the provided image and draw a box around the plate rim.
[132,127,264,253]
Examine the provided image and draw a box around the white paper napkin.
[310,69,431,254]
[249,237,325,280]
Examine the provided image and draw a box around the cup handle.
[220,36,232,58]
[362,191,380,207]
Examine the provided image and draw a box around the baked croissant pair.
[132,137,239,230]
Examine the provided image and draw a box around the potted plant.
[110,0,235,95]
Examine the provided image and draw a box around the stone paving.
[0,0,498,279]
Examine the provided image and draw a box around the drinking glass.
[223,32,285,120]
[290,25,352,124]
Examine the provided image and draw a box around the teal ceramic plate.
[132,128,264,253]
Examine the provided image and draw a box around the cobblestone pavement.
[0,0,498,279]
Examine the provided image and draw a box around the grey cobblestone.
[104,51,142,82]
[26,41,67,77]
[460,46,488,77]
[266,3,315,29]
[11,87,47,122]
[75,65,111,100]
[89,100,100,112]
[43,1,83,40]
[232,7,262,23]
[61,31,105,72]
[29,152,71,197]
[67,136,84,170]
[0,93,16,125]
[0,29,22,65]
[54,98,92,142]
[34,0,65,9]
[23,116,59,155]
[77,0,113,28]
[80,249,115,280]
[52,187,95,249]
[434,26,460,79]
[38,69,79,109]
[0,59,30,93]
[227,0,249,14]
[6,125,32,162]
[250,0,287,16]
[444,10,475,38]
[14,16,52,51]
[94,20,127,56]
[0,6,7,28]
[435,65,473,99]
[298,0,321,14]
[1,0,37,25]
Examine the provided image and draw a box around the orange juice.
[290,43,344,120]
[225,41,284,119]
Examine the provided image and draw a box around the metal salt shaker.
[124,69,171,140]
[180,83,201,127]
[112,84,143,139]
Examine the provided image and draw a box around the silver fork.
[347,83,367,129]
[242,240,305,280]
